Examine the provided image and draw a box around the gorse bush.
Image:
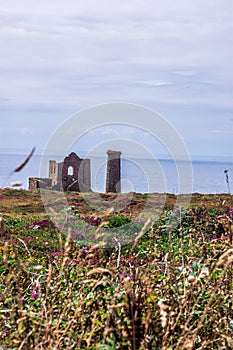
[107,214,131,228]
[0,208,233,349]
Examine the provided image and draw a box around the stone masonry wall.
[106,150,121,193]
[29,177,52,190]
[61,152,91,192]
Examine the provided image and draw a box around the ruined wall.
[106,150,121,193]
[29,177,52,190]
[28,152,92,193]
[49,160,58,186]
[78,159,91,192]
[62,152,91,192]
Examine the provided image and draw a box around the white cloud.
[210,129,233,135]
[173,71,198,77]
[0,0,232,157]
[136,80,173,87]
[210,129,225,134]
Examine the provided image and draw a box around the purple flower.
[24,219,54,230]
[71,232,85,240]
[50,249,64,256]
[80,216,101,227]
[31,292,37,299]
[120,274,125,279]
[107,196,117,201]
[80,246,90,258]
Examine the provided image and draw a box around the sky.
[0,0,233,160]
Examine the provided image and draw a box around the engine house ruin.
[29,150,121,193]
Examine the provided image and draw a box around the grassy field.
[0,189,233,349]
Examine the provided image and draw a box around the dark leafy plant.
[107,214,131,228]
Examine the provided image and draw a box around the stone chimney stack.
[106,150,121,193]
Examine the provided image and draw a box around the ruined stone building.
[29,152,91,192]
[29,150,121,193]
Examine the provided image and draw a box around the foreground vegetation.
[0,189,233,349]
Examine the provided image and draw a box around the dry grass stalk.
[0,216,4,235]
[1,203,233,348]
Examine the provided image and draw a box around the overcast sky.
[0,0,233,160]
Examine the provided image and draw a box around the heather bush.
[0,207,233,349]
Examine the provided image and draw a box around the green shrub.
[107,214,131,228]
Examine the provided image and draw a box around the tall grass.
[0,206,233,349]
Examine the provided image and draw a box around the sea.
[0,153,232,194]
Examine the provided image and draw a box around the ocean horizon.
[0,152,232,194]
